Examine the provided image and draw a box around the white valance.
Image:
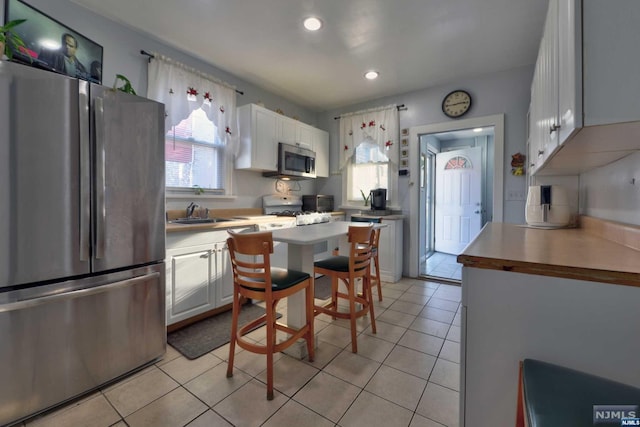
[146,53,238,155]
[339,105,399,169]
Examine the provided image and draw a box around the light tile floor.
[420,252,462,282]
[22,278,461,427]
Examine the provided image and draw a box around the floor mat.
[167,304,279,360]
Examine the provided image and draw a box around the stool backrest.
[348,225,374,274]
[227,230,274,292]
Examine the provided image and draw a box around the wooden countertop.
[457,218,640,287]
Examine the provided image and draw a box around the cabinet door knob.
[549,124,560,134]
[537,150,544,156]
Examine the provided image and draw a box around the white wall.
[579,152,640,226]
[316,67,533,276]
[316,66,533,224]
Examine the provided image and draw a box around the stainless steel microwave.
[263,142,316,179]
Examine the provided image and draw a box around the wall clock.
[442,90,472,118]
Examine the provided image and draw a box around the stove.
[263,195,331,226]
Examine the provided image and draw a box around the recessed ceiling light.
[473,128,483,132]
[364,71,379,80]
[303,17,322,31]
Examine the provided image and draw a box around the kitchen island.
[457,217,640,426]
[271,220,386,358]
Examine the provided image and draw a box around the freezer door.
[90,85,165,272]
[0,264,165,426]
[0,61,91,288]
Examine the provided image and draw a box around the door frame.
[408,114,504,277]
[418,148,436,264]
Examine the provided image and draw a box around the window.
[347,140,391,203]
[339,105,399,206]
[147,52,238,196]
[165,108,226,191]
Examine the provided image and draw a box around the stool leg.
[373,255,383,301]
[347,278,358,353]
[366,275,377,334]
[330,276,339,320]
[265,299,275,400]
[305,281,315,363]
[227,292,239,378]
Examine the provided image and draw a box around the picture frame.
[5,0,103,84]
[401,128,409,136]
[401,148,409,158]
[400,158,409,168]
[401,138,409,147]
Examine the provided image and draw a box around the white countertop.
[270,221,384,245]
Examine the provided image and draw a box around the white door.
[435,147,482,255]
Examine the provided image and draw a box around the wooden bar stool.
[314,225,376,353]
[351,217,383,301]
[226,230,314,400]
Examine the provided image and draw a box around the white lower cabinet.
[345,215,404,282]
[461,267,640,426]
[166,228,250,326]
[378,218,403,282]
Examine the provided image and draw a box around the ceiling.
[72,0,549,112]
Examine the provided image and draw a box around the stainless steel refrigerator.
[0,60,166,426]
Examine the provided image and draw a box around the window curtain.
[147,53,238,156]
[339,105,399,170]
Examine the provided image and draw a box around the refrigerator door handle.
[79,81,91,262]
[0,272,160,313]
[95,97,106,260]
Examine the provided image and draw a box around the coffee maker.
[369,188,387,211]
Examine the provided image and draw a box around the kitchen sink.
[169,218,233,224]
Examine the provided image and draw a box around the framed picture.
[401,128,409,136]
[401,138,409,147]
[5,0,103,84]
[400,158,409,168]
[401,148,409,158]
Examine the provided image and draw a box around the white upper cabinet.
[313,129,329,177]
[236,103,329,177]
[236,104,278,171]
[529,0,640,176]
[277,116,329,176]
[278,117,297,145]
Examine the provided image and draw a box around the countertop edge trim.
[459,256,640,288]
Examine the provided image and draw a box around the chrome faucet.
[186,202,199,218]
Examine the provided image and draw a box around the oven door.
[279,143,316,178]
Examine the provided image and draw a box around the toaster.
[525,185,570,227]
